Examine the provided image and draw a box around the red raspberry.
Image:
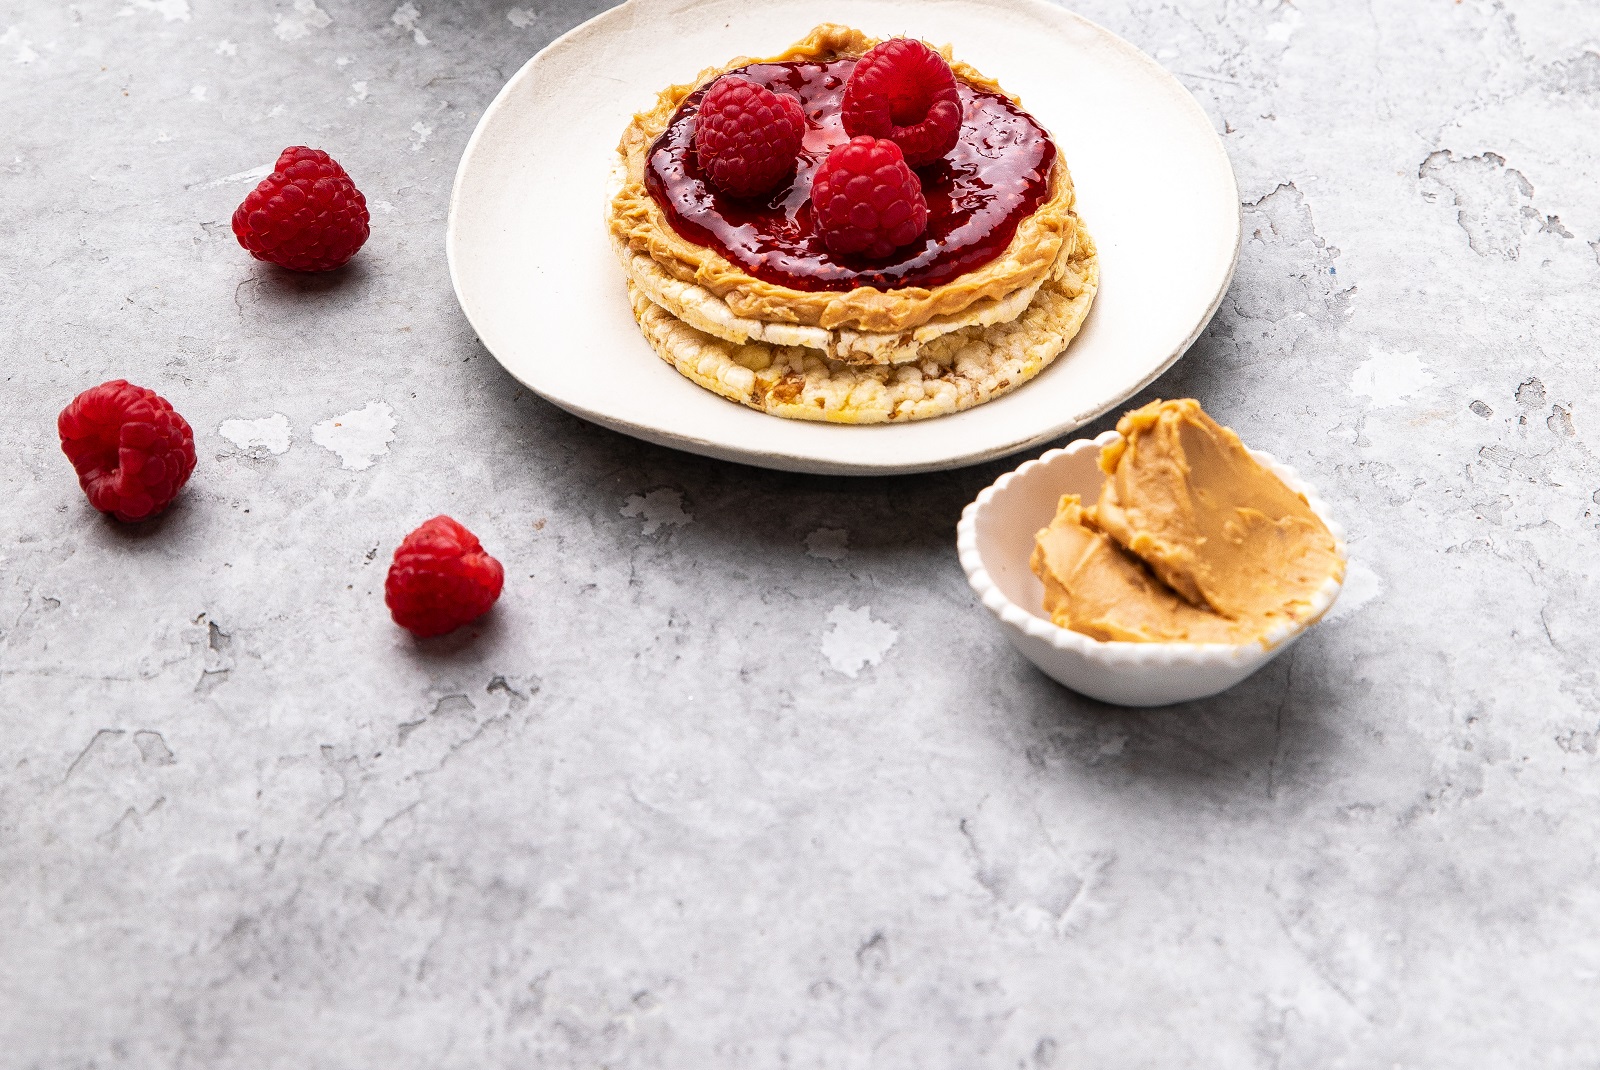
[841,39,962,168]
[693,75,807,198]
[58,380,196,523]
[385,516,505,638]
[232,146,370,272]
[809,136,929,260]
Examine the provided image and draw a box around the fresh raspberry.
[385,516,505,638]
[693,75,807,198]
[840,39,962,168]
[58,380,197,523]
[809,136,928,260]
[232,146,370,272]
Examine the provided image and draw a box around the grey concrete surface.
[4,0,1600,1066]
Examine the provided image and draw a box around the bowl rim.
[956,429,1349,667]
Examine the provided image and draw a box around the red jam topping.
[643,57,1058,293]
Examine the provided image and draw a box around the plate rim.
[446,0,1242,476]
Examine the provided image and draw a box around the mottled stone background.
[3,0,1598,1066]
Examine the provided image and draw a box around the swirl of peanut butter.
[1031,400,1345,645]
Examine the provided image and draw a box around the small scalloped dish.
[957,431,1347,707]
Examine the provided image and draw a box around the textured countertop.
[5,0,1599,1065]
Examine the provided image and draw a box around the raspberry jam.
[643,57,1057,293]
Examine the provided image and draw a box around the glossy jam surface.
[643,58,1057,293]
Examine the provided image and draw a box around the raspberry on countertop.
[232,146,370,272]
[58,380,197,524]
[385,516,505,639]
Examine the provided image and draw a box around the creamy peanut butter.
[1031,399,1344,645]
[1030,495,1260,643]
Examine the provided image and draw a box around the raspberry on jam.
[643,55,1056,293]
[840,39,962,168]
[693,75,807,199]
[811,136,928,259]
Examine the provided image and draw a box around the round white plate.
[448,0,1240,476]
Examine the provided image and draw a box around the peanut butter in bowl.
[1031,399,1346,647]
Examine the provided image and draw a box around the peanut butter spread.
[1030,495,1260,643]
[1030,399,1345,645]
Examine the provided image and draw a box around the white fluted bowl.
[957,431,1347,706]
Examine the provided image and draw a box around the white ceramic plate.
[448,0,1240,475]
